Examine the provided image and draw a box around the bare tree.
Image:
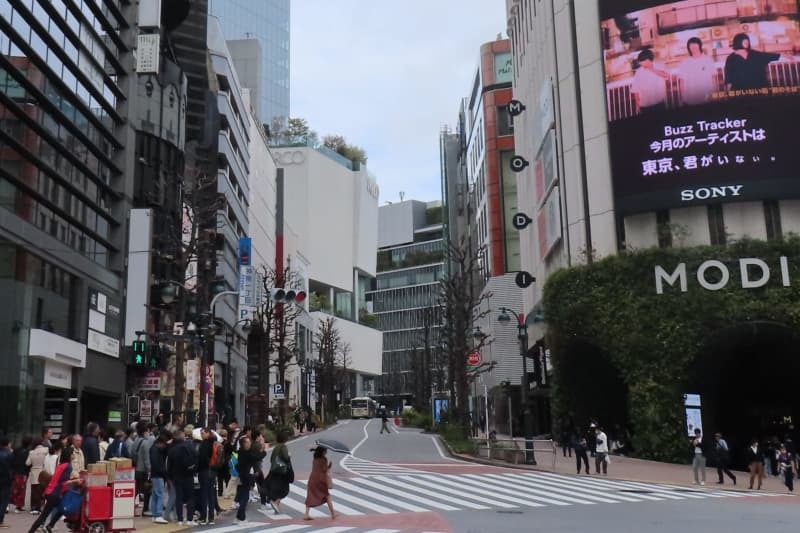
[313,316,351,420]
[438,236,491,434]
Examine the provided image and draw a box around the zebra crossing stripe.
[257,507,294,520]
[485,473,622,504]
[360,530,400,533]
[522,473,653,502]
[332,478,429,513]
[276,491,328,518]
[650,483,746,498]
[458,474,583,506]
[535,473,668,501]
[601,478,708,499]
[289,483,365,515]
[556,475,696,500]
[347,476,460,511]
[295,527,354,533]
[372,475,491,510]
[406,474,527,509]
[324,483,399,514]
[204,524,310,533]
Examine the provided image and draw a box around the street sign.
[467,351,482,367]
[510,155,529,172]
[512,213,533,230]
[273,383,285,400]
[515,271,536,288]
[508,99,526,117]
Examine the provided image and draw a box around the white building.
[273,146,383,402]
[208,18,252,421]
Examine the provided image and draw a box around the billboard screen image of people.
[601,0,800,213]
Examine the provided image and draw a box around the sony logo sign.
[680,185,743,202]
[655,257,790,294]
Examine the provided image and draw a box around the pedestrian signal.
[132,340,147,367]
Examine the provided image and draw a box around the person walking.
[131,422,155,516]
[27,446,80,533]
[265,431,292,515]
[10,436,31,512]
[216,429,230,499]
[234,434,266,525]
[197,428,217,525]
[25,438,48,513]
[778,444,795,492]
[303,446,337,520]
[0,437,13,528]
[574,434,590,475]
[149,431,169,524]
[714,432,737,485]
[166,429,198,527]
[747,438,765,490]
[380,411,391,435]
[691,428,707,486]
[594,426,609,475]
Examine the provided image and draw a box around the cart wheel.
[87,522,106,533]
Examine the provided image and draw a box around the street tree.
[438,236,491,435]
[313,316,351,420]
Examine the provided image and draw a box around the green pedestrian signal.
[132,340,147,368]
[148,345,161,370]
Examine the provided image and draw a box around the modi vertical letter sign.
[238,237,254,321]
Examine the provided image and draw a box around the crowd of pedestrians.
[1,411,337,529]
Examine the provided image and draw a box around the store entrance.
[691,321,800,470]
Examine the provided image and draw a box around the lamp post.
[223,318,251,425]
[499,307,536,465]
[200,290,238,427]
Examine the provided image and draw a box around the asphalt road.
[185,419,798,533]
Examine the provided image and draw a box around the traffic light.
[148,344,161,370]
[269,287,307,304]
[132,340,147,367]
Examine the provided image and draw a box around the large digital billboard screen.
[601,0,800,213]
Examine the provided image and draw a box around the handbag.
[60,487,82,516]
[270,454,289,476]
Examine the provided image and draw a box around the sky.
[291,0,508,205]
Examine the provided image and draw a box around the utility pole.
[517,313,536,465]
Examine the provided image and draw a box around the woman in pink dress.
[303,446,336,520]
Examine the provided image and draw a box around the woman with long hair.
[303,446,336,520]
[27,446,80,533]
[265,431,292,514]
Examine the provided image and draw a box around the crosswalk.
[202,526,445,533]
[206,471,775,530]
[339,455,426,476]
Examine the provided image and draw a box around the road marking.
[202,523,310,533]
[326,485,400,514]
[347,476,459,511]
[535,473,668,501]
[524,473,652,502]
[468,473,595,505]
[331,478,429,512]
[297,528,354,533]
[372,475,490,510]
[340,420,372,475]
[289,483,365,515]
[257,507,293,520]
[361,530,400,533]
[402,474,520,508]
[496,473,624,504]
[453,474,575,506]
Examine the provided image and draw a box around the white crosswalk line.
[458,474,581,506]
[250,526,313,533]
[373,475,490,510]
[295,528,354,533]
[347,476,459,511]
[289,483,365,515]
[331,478,429,513]
[523,473,653,502]
[277,493,328,517]
[557,475,693,500]
[535,473,667,501]
[485,473,622,504]
[257,507,293,520]
[362,530,400,533]
[399,476,517,509]
[326,484,400,514]
[651,483,744,498]
[604,478,708,499]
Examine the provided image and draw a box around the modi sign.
[655,257,791,294]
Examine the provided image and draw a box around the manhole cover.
[619,489,655,494]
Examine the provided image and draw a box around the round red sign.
[467,351,482,367]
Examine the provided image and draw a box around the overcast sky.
[291,1,507,205]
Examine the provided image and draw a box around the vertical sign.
[238,237,254,322]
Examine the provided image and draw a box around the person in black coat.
[83,423,101,466]
[167,430,198,525]
[196,429,216,525]
[104,431,131,460]
[746,437,765,490]
[234,435,266,523]
[148,432,169,524]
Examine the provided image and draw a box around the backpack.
[211,442,226,470]
[228,451,239,477]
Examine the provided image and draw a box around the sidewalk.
[455,435,794,495]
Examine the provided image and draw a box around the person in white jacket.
[594,426,610,476]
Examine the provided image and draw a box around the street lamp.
[498,307,536,465]
[223,318,251,425]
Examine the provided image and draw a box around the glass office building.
[209,0,290,126]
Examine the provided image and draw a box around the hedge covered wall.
[542,237,800,462]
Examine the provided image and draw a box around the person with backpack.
[197,428,218,525]
[27,446,80,533]
[714,432,737,485]
[166,429,198,527]
[265,431,292,515]
[234,434,266,524]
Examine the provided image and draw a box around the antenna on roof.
[399,191,405,202]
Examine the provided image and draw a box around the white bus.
[351,397,377,419]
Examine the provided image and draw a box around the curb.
[438,437,792,496]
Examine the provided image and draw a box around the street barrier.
[473,438,557,471]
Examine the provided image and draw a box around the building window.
[656,210,672,248]
[764,200,782,241]
[497,105,514,136]
[707,205,726,246]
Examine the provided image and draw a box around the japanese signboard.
[600,0,800,213]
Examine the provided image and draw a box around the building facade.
[507,0,800,453]
[273,146,382,409]
[209,0,290,126]
[0,0,135,437]
[371,200,444,411]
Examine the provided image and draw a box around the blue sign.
[238,237,252,267]
[433,398,449,423]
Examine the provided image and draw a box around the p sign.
[273,383,285,400]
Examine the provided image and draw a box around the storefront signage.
[88,289,120,358]
[655,257,790,294]
[44,360,72,389]
[135,371,162,391]
[87,329,121,358]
